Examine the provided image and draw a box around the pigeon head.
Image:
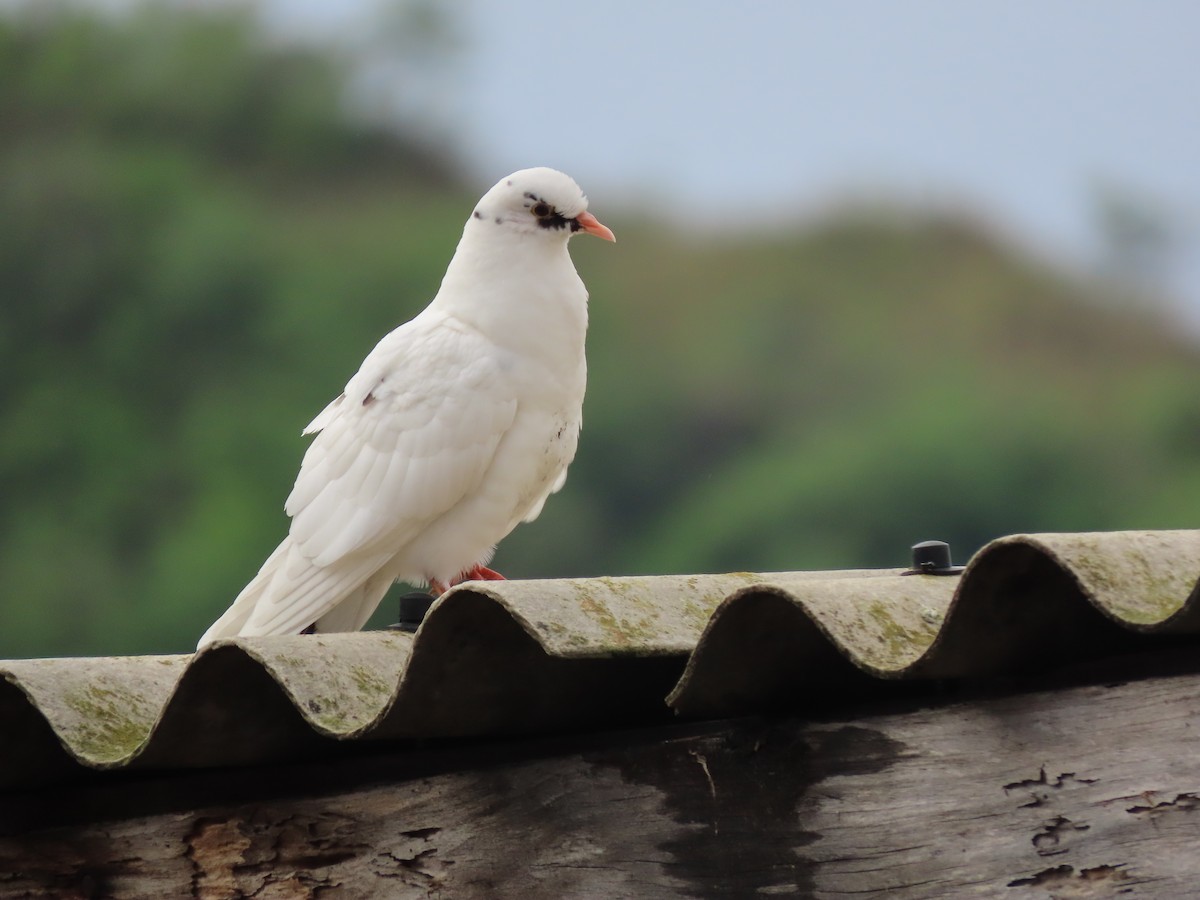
[472,168,615,242]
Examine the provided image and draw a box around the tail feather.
[313,571,397,633]
[196,542,291,648]
[197,539,393,648]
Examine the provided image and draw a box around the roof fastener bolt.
[388,591,435,633]
[906,540,965,576]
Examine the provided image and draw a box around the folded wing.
[237,315,519,635]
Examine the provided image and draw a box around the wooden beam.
[2,670,1199,897]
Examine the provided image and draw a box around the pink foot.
[427,565,507,597]
[463,564,506,582]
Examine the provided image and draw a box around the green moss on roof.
[59,682,152,764]
[864,600,936,669]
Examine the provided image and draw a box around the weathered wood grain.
[2,670,1199,898]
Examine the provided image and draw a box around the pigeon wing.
[241,316,517,634]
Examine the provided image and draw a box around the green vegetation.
[3,6,1199,657]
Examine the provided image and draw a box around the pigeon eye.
[531,201,553,218]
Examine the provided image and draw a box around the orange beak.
[574,210,616,242]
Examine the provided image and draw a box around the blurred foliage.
[2,4,1200,657]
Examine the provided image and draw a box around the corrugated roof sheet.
[3,529,1199,789]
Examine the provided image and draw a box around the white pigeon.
[197,167,614,648]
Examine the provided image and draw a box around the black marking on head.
[506,179,513,186]
[495,217,503,225]
[522,193,569,231]
[473,210,482,219]
[538,212,572,232]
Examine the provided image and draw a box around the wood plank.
[2,670,1200,898]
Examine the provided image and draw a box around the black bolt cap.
[387,591,436,632]
[907,540,965,575]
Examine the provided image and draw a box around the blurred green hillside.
[3,5,1199,657]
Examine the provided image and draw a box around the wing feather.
[284,314,518,573]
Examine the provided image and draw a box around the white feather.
[197,168,610,648]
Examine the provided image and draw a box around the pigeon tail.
[196,540,394,647]
[196,541,291,648]
[312,570,396,633]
